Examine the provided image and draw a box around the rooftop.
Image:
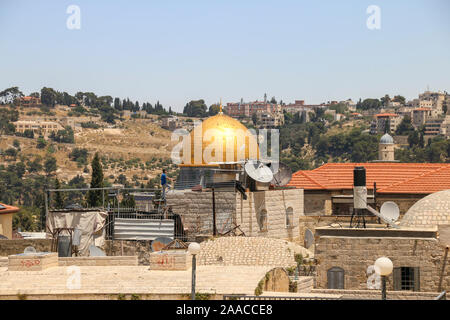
[287,163,450,194]
[0,203,19,215]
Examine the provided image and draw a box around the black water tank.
[353,166,366,187]
[57,236,72,257]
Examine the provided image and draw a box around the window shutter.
[393,267,401,291]
[327,267,344,289]
[413,267,420,292]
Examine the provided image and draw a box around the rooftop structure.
[0,203,19,239]
[288,163,450,194]
[400,189,450,228]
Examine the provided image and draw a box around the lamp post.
[188,242,201,300]
[374,257,393,300]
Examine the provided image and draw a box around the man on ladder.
[161,169,173,201]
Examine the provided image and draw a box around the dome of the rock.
[181,112,260,166]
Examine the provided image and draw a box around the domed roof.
[181,112,259,166]
[380,133,394,144]
[400,189,450,228]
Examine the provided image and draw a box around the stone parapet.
[58,256,138,266]
[149,250,191,270]
[8,252,58,271]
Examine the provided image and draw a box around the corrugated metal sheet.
[113,218,174,240]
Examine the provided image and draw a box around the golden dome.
[181,112,259,166]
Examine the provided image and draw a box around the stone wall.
[377,194,425,215]
[304,193,331,215]
[58,256,138,266]
[315,231,449,292]
[167,189,303,242]
[235,189,303,241]
[149,251,191,270]
[166,191,236,236]
[297,216,379,250]
[102,240,151,265]
[0,239,52,256]
[197,237,299,267]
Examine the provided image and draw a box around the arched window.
[286,207,293,228]
[257,209,267,232]
[327,267,345,289]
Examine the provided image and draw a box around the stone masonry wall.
[102,240,152,265]
[0,239,52,256]
[166,191,236,236]
[235,189,303,241]
[315,236,449,292]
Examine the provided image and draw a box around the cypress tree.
[54,178,65,209]
[87,153,104,207]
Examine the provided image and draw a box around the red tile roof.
[287,163,450,194]
[0,203,20,214]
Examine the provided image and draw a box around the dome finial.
[219,98,223,114]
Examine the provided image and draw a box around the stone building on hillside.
[314,189,450,293]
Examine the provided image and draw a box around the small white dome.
[400,189,450,228]
[380,133,394,144]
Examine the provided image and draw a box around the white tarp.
[46,210,107,256]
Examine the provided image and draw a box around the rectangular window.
[393,267,420,291]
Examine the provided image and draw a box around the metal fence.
[46,187,186,241]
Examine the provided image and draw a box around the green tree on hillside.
[395,115,414,135]
[87,153,104,207]
[183,100,207,117]
[44,156,57,176]
[54,178,65,209]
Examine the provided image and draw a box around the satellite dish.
[24,246,37,255]
[151,237,173,252]
[89,245,106,257]
[270,162,292,187]
[245,161,273,183]
[304,229,314,249]
[366,205,400,228]
[380,201,400,222]
[0,234,8,240]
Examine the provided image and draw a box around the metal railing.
[223,295,342,300]
[435,291,446,300]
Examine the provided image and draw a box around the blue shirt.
[161,173,167,185]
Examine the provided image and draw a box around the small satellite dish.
[304,229,314,249]
[245,161,273,183]
[380,201,400,222]
[0,234,8,240]
[89,245,106,257]
[270,162,292,187]
[24,246,37,255]
[151,237,173,252]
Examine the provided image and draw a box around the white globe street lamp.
[188,242,201,300]
[374,257,393,300]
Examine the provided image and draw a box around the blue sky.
[0,0,449,112]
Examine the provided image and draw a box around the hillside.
[0,106,178,185]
